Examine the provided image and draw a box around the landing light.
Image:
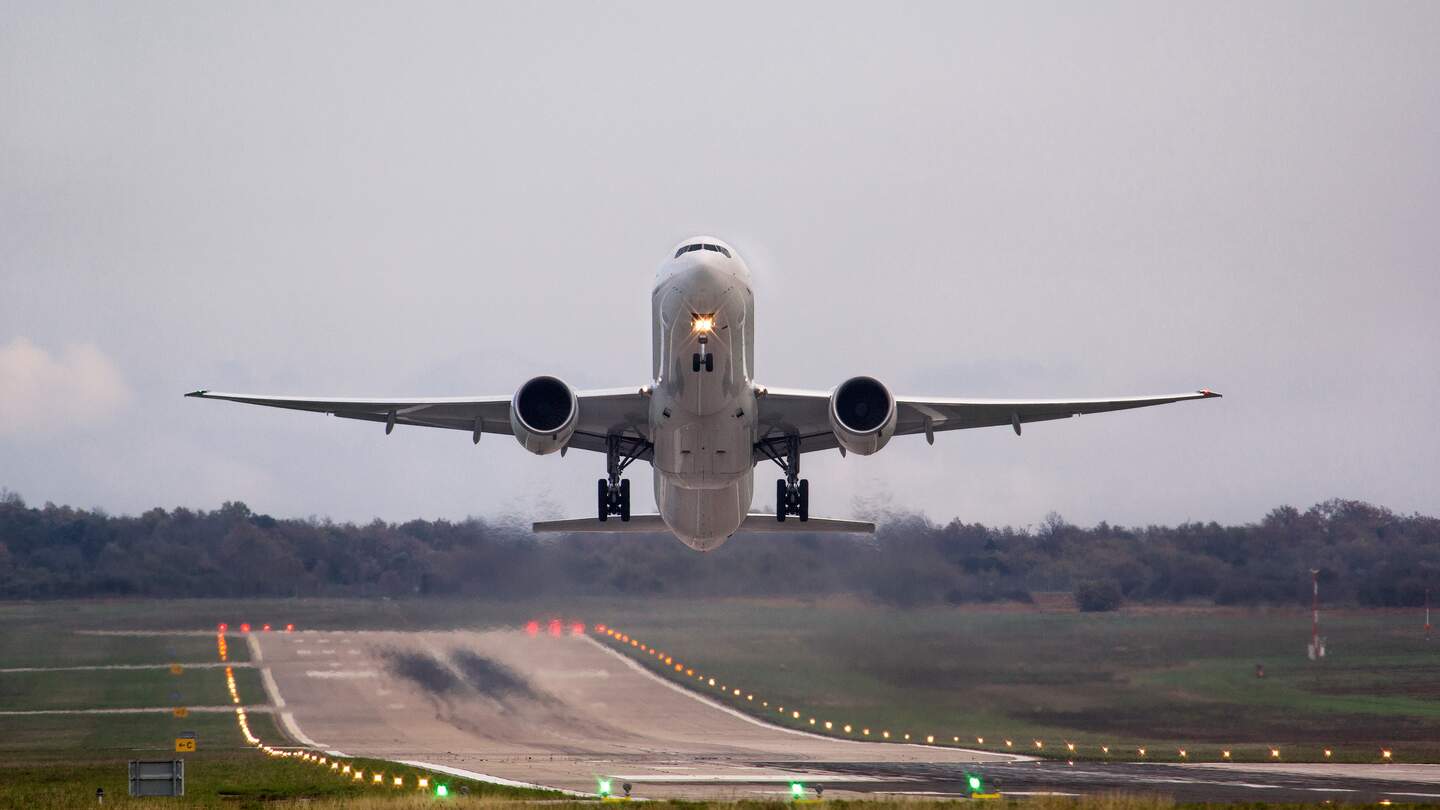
[693,315,715,333]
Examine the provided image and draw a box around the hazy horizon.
[3,2,1437,528]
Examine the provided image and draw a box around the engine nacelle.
[510,375,578,455]
[829,376,897,456]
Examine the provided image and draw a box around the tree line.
[0,489,1435,609]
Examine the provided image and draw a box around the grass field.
[0,665,267,711]
[592,598,1440,763]
[1,597,1437,806]
[0,600,563,807]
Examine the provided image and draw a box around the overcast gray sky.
[2,2,1437,528]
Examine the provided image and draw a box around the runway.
[250,628,1440,801]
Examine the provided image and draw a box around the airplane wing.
[185,387,651,457]
[755,386,1221,457]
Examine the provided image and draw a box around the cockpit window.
[674,243,731,259]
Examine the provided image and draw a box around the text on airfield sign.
[175,732,196,753]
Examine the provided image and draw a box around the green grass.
[0,748,561,810]
[1,594,1438,801]
[585,598,1440,763]
[0,708,284,763]
[0,665,265,711]
[0,600,569,807]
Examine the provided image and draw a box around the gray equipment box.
[128,760,185,797]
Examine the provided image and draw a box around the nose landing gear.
[692,335,714,372]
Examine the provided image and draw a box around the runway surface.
[251,629,1440,801]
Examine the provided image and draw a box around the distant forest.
[0,489,1436,609]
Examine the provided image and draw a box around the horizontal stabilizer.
[532,514,875,535]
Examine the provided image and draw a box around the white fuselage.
[649,238,757,550]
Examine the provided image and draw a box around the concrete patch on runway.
[304,669,378,679]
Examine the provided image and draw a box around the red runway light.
[570,622,585,636]
[525,621,540,637]
[262,624,272,632]
[284,623,294,632]
[547,619,562,637]
[218,623,228,632]
[240,623,251,633]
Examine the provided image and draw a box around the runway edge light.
[436,784,449,797]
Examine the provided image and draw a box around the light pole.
[1309,568,1323,660]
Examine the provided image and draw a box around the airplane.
[188,236,1220,551]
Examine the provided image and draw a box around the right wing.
[185,387,651,457]
[756,387,1221,456]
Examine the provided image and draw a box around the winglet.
[1197,389,1223,398]
[185,389,209,398]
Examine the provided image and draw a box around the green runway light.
[790,781,805,799]
[436,784,448,797]
[967,774,983,792]
[598,778,613,797]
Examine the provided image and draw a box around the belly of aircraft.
[649,393,756,550]
[653,469,753,552]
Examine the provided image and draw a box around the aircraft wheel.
[619,479,631,522]
[798,479,809,522]
[692,353,702,372]
[776,479,787,522]
[704,354,714,372]
[597,479,609,522]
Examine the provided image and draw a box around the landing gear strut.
[598,434,645,522]
[692,334,714,373]
[760,434,808,522]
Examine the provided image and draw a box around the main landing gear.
[760,434,808,522]
[598,434,646,522]
[598,478,630,522]
[776,477,808,523]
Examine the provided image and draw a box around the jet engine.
[510,375,578,455]
[828,376,897,455]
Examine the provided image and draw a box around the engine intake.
[510,375,578,455]
[829,376,897,456]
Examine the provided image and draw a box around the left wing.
[185,388,651,457]
[756,387,1221,457]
